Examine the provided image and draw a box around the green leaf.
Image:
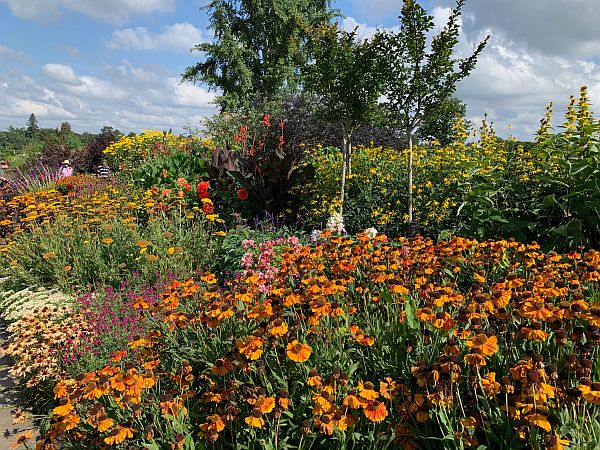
[403,294,418,330]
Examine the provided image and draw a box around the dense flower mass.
[26,232,600,449]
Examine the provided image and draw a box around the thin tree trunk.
[339,127,348,217]
[407,134,413,224]
[347,132,353,176]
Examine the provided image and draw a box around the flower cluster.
[38,233,600,448]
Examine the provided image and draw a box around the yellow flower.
[167,247,175,255]
[43,252,57,260]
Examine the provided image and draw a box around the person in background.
[0,160,9,186]
[97,159,111,179]
[60,160,74,178]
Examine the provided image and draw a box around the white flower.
[364,227,378,239]
[326,212,346,234]
[309,229,322,243]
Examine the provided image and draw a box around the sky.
[1,0,599,140]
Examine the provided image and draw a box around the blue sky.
[1,0,599,140]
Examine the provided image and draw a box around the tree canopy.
[183,0,334,112]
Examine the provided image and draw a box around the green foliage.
[183,0,334,112]
[416,97,469,145]
[5,212,219,291]
[133,152,209,189]
[303,24,385,133]
[378,0,488,138]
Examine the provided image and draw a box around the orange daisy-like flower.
[277,390,291,409]
[97,416,115,432]
[10,430,33,450]
[358,381,379,400]
[525,413,551,432]
[464,350,487,367]
[211,358,232,376]
[316,415,335,435]
[52,399,73,417]
[245,409,265,428]
[237,336,264,360]
[104,426,135,445]
[343,392,363,409]
[465,334,498,357]
[546,433,570,450]
[269,319,288,337]
[519,326,549,341]
[363,400,388,422]
[256,396,276,414]
[286,340,312,362]
[579,383,600,404]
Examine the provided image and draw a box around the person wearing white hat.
[60,159,73,178]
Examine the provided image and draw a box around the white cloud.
[0,62,217,133]
[107,23,204,53]
[0,45,31,62]
[42,64,79,85]
[1,0,174,23]
[459,0,600,58]
[341,17,379,39]
[455,29,600,139]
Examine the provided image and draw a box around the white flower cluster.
[364,227,378,239]
[326,212,346,234]
[0,278,70,322]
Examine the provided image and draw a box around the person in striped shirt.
[97,159,112,179]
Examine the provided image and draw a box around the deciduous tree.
[378,0,488,223]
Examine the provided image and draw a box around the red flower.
[197,181,210,199]
[263,113,271,128]
[203,203,214,214]
[197,181,210,192]
[237,188,249,201]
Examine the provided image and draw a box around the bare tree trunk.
[347,132,353,176]
[339,126,348,217]
[407,134,413,224]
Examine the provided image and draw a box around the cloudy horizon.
[0,0,598,140]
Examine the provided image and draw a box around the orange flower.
[100,237,114,244]
[286,340,312,362]
[579,383,600,404]
[211,358,232,376]
[525,413,551,432]
[97,416,115,432]
[363,400,388,422]
[269,319,288,337]
[52,400,73,417]
[546,434,570,450]
[465,334,498,357]
[343,393,363,409]
[10,430,33,450]
[481,372,500,398]
[245,409,265,428]
[358,381,379,400]
[316,415,334,435]
[104,426,135,445]
[464,350,487,367]
[237,336,264,360]
[256,396,276,414]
